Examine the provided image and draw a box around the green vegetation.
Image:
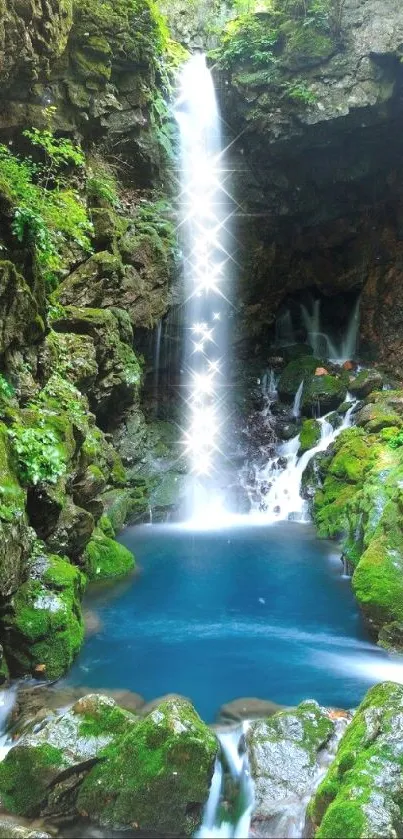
[388,429,403,449]
[0,374,15,401]
[8,425,66,486]
[309,682,403,838]
[0,127,92,285]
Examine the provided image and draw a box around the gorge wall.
[210,0,403,371]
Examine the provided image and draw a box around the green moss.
[0,423,26,523]
[0,743,67,816]
[310,682,403,838]
[77,698,218,835]
[83,527,135,580]
[4,554,85,680]
[328,429,373,483]
[299,419,321,454]
[352,533,403,628]
[278,355,320,400]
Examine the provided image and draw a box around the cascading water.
[197,723,254,839]
[248,398,357,522]
[301,297,360,362]
[175,54,232,521]
[292,380,304,418]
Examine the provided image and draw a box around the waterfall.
[301,298,360,362]
[250,398,357,522]
[292,381,304,418]
[153,319,163,413]
[0,686,16,761]
[197,723,254,839]
[175,54,232,520]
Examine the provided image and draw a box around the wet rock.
[0,817,51,838]
[77,698,219,835]
[217,697,285,724]
[138,692,192,717]
[309,682,403,838]
[299,419,321,455]
[0,694,135,817]
[247,701,334,832]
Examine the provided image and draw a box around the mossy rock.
[328,428,373,483]
[0,694,134,817]
[77,698,218,835]
[0,261,45,357]
[348,368,383,399]
[309,682,403,838]
[83,527,135,580]
[302,374,347,417]
[278,355,320,401]
[3,554,85,680]
[299,418,321,455]
[352,532,403,634]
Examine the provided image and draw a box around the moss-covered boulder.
[83,527,135,580]
[299,418,321,455]
[247,701,334,831]
[309,682,403,838]
[349,368,384,399]
[3,553,85,680]
[0,694,134,817]
[302,374,347,417]
[77,698,219,835]
[278,355,320,401]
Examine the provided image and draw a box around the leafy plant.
[87,156,120,208]
[282,80,317,103]
[8,425,66,486]
[389,431,403,450]
[23,123,85,169]
[0,374,15,400]
[217,15,280,69]
[0,131,93,285]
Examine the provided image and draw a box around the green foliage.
[282,80,317,103]
[23,125,85,168]
[217,15,280,69]
[0,130,93,285]
[8,425,66,486]
[0,375,15,401]
[389,430,403,449]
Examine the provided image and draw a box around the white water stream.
[248,395,357,523]
[0,686,16,760]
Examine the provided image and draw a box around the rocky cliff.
[0,0,182,681]
[213,0,403,370]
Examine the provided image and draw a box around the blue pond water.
[68,521,400,722]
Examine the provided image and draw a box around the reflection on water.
[67,522,403,722]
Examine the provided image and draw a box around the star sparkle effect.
[175,53,234,478]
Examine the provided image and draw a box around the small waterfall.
[292,381,304,418]
[250,399,357,522]
[153,319,163,413]
[262,369,278,400]
[301,298,360,362]
[175,54,232,520]
[0,686,16,760]
[197,724,254,839]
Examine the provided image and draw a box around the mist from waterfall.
[175,54,232,521]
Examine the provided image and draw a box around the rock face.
[0,695,218,837]
[247,701,335,835]
[309,682,403,838]
[214,0,403,366]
